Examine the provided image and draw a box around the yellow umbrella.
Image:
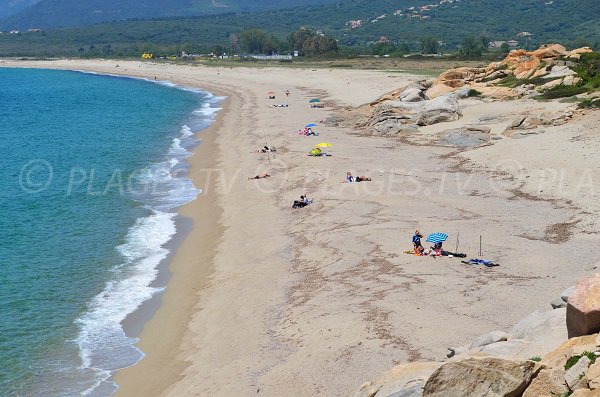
[315,143,332,148]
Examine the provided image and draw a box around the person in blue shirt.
[412,230,424,254]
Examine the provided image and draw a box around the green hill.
[0,0,339,30]
[0,0,41,20]
[1,0,598,57]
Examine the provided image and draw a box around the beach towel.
[461,259,499,267]
[442,251,467,258]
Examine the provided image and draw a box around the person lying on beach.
[343,172,371,183]
[292,194,312,209]
[271,104,289,107]
[255,146,276,153]
[248,173,271,180]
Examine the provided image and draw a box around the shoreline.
[113,93,229,396]
[3,59,599,397]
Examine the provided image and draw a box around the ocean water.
[0,68,221,396]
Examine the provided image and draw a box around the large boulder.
[370,95,461,128]
[422,357,541,397]
[412,96,461,126]
[470,331,509,349]
[400,86,427,102]
[425,83,457,99]
[567,47,594,60]
[572,389,600,396]
[544,65,577,79]
[373,120,419,136]
[567,274,600,338]
[522,367,568,397]
[514,57,541,79]
[437,67,484,86]
[355,362,441,397]
[542,334,598,369]
[531,44,568,59]
[438,126,491,148]
[587,361,600,389]
[565,355,591,390]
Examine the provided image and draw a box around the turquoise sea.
[0,68,221,396]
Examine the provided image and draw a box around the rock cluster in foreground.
[355,273,600,397]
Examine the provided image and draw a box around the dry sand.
[4,59,600,396]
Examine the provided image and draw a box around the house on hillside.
[507,40,519,48]
[378,36,390,44]
[27,28,42,32]
[347,20,362,29]
[488,41,507,49]
[9,30,20,34]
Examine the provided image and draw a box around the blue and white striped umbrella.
[426,232,448,243]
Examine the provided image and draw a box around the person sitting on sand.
[412,230,424,255]
[248,173,270,180]
[285,90,290,97]
[432,241,443,255]
[344,172,355,183]
[292,194,312,209]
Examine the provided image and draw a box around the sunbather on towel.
[343,172,371,183]
[248,173,270,180]
[256,146,276,153]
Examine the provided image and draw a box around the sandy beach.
[4,58,600,396]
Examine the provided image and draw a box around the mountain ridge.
[0,0,41,19]
[0,0,340,30]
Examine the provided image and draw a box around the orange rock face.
[531,44,567,59]
[431,44,589,99]
[566,273,600,338]
[514,57,541,79]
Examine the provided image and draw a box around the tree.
[230,33,239,54]
[397,42,412,54]
[290,27,316,53]
[212,45,224,56]
[372,42,396,56]
[302,35,338,56]
[460,36,484,57]
[421,37,439,54]
[500,42,510,54]
[239,29,270,54]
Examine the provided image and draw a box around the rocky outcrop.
[522,367,568,397]
[568,274,600,337]
[366,95,461,133]
[422,357,541,397]
[504,110,574,135]
[355,275,600,397]
[369,81,431,106]
[354,362,441,397]
[438,126,491,148]
[426,44,591,99]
